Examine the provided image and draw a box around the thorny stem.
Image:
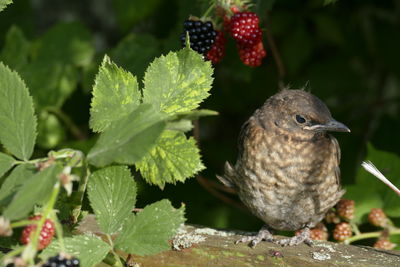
[344,228,400,245]
[264,11,286,89]
[192,121,247,212]
[46,107,86,141]
[201,2,216,20]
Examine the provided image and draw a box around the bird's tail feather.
[216,161,238,189]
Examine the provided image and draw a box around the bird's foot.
[235,225,274,247]
[274,227,313,247]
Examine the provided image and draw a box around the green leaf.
[40,234,111,267]
[136,130,205,188]
[0,164,36,210]
[0,25,30,71]
[33,22,94,67]
[87,104,166,167]
[21,61,78,109]
[166,109,218,132]
[0,62,37,160]
[87,166,137,234]
[0,0,12,12]
[115,199,185,256]
[89,55,141,132]
[3,164,62,220]
[110,33,159,83]
[355,144,400,218]
[0,152,15,178]
[142,47,213,115]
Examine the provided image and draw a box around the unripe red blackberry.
[230,12,262,46]
[336,199,355,220]
[373,239,396,250]
[333,222,352,241]
[181,19,217,55]
[20,215,55,250]
[206,31,226,64]
[368,208,387,227]
[238,41,266,67]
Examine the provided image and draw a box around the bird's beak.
[304,119,351,133]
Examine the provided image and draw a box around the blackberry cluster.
[181,19,217,55]
[42,254,80,267]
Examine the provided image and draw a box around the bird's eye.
[295,115,306,124]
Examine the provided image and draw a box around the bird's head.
[262,89,350,137]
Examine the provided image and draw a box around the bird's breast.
[235,120,343,230]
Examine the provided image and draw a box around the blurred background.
[0,0,399,234]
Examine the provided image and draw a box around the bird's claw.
[235,226,274,247]
[274,227,313,247]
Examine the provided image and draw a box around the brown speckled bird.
[217,89,350,246]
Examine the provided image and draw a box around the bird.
[217,89,350,246]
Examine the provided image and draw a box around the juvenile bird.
[217,89,350,246]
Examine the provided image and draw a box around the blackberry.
[181,19,217,55]
[42,254,80,267]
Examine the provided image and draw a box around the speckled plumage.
[218,89,349,246]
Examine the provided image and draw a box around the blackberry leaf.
[0,62,37,161]
[40,235,110,267]
[87,166,137,234]
[136,130,204,188]
[115,199,185,256]
[142,47,213,114]
[89,55,141,133]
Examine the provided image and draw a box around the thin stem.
[10,220,39,228]
[72,160,90,223]
[1,246,25,263]
[106,234,124,267]
[350,221,361,236]
[344,228,400,244]
[201,2,216,20]
[51,211,66,252]
[45,107,86,140]
[264,11,286,89]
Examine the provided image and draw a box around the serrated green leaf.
[136,130,205,188]
[88,166,137,234]
[0,25,29,71]
[87,104,166,167]
[0,0,12,12]
[40,234,111,267]
[0,164,36,210]
[115,199,185,256]
[0,62,37,161]
[89,55,141,132]
[0,152,15,178]
[143,47,213,115]
[3,164,62,220]
[353,144,400,218]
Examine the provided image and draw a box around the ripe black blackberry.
[42,254,80,267]
[180,19,217,55]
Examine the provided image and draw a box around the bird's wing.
[330,135,341,186]
[216,162,237,189]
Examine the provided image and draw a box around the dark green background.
[1,0,399,233]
